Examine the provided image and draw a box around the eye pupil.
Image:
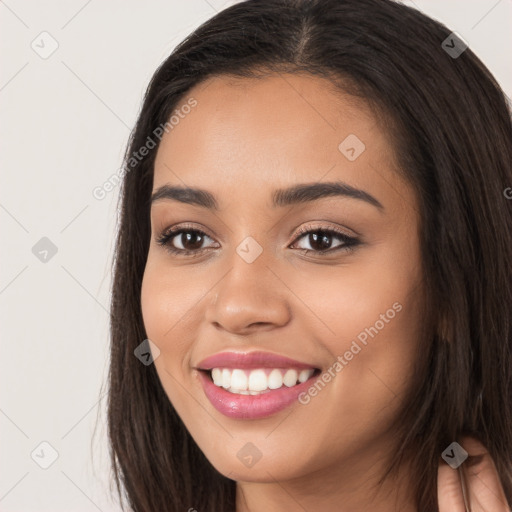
[310,231,332,251]
[181,231,204,250]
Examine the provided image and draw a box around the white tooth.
[298,369,313,383]
[283,369,298,387]
[211,368,222,386]
[248,369,268,391]
[231,369,248,390]
[221,368,232,389]
[228,388,247,394]
[268,369,284,389]
[215,367,312,393]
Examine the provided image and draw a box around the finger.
[459,436,510,512]
[438,460,467,512]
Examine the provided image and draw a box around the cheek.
[292,247,423,422]
[140,255,205,349]
[140,261,196,412]
[290,280,421,470]
[140,259,194,373]
[291,249,421,353]
[140,265,171,344]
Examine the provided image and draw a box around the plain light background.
[1,1,511,510]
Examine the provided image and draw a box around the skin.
[140,73,510,511]
[438,436,510,512]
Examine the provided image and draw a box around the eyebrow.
[150,181,384,212]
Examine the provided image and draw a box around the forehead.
[152,73,404,210]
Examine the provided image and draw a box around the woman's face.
[141,73,424,494]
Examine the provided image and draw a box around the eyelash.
[156,223,360,258]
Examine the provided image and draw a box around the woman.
[106,0,512,510]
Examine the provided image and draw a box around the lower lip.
[197,370,319,419]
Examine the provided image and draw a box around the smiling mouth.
[200,367,322,395]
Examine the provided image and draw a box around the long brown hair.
[104,1,512,510]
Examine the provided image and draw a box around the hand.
[438,435,511,511]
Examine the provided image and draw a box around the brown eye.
[300,231,335,251]
[172,231,207,251]
[291,226,360,255]
[156,227,217,256]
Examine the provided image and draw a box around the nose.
[205,257,291,335]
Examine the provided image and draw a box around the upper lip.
[196,351,319,370]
